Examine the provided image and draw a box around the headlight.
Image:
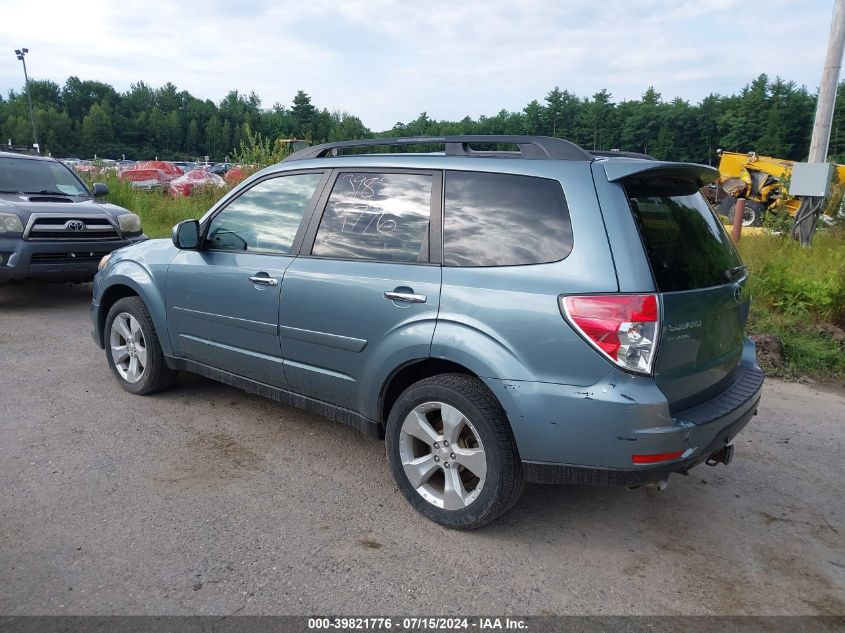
[117,213,142,234]
[98,254,112,271]
[0,213,24,235]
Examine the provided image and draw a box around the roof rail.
[591,150,656,160]
[2,145,40,156]
[283,135,594,162]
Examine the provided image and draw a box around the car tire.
[385,373,525,530]
[726,200,764,227]
[104,296,176,395]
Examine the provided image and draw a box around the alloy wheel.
[398,401,487,510]
[109,312,147,383]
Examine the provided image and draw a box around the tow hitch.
[706,444,734,466]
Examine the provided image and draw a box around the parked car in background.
[174,161,197,174]
[170,168,226,197]
[74,160,101,179]
[119,160,184,190]
[224,164,257,186]
[0,151,145,283]
[207,162,231,176]
[91,136,763,529]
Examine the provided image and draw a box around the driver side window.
[206,172,324,254]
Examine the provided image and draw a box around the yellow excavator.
[710,150,845,226]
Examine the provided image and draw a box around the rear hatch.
[622,173,749,412]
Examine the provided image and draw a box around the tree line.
[2,73,844,164]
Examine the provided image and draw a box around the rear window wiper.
[723,265,746,282]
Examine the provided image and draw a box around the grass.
[738,229,845,380]
[101,173,225,239]
[104,175,845,381]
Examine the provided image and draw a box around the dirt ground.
[1,282,843,615]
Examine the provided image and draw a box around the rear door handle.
[384,290,426,303]
[249,274,279,286]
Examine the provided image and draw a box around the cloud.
[0,0,834,130]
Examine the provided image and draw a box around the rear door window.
[311,172,433,262]
[443,171,572,266]
[624,177,743,291]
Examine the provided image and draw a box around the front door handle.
[249,274,279,286]
[384,290,426,303]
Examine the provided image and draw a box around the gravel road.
[1,282,843,616]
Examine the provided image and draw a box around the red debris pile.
[170,168,226,197]
[119,161,183,189]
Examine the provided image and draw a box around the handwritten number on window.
[341,208,398,235]
[338,174,397,235]
[342,174,391,199]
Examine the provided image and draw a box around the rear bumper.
[522,390,759,486]
[0,235,146,282]
[484,338,764,486]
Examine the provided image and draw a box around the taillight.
[560,294,659,375]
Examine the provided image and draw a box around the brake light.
[561,294,659,374]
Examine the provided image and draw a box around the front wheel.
[104,296,176,395]
[385,374,525,530]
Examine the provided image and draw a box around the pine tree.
[291,90,316,137]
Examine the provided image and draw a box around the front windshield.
[0,157,90,196]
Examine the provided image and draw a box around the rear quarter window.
[443,171,572,266]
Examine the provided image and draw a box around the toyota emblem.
[66,220,85,231]
[734,285,742,303]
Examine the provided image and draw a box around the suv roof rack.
[591,150,656,160]
[283,135,594,162]
[1,145,40,156]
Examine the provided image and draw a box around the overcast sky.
[0,0,838,130]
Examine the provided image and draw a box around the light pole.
[14,47,38,153]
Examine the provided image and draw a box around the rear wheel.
[726,199,764,227]
[104,296,176,395]
[386,373,524,529]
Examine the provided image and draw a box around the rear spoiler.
[603,160,719,188]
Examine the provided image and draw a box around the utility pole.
[792,0,845,245]
[808,0,845,162]
[13,48,38,153]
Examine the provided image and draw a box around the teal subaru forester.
[91,136,763,529]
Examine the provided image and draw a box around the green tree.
[523,100,545,135]
[291,90,316,137]
[80,102,114,157]
[329,112,370,141]
[204,115,222,158]
[185,119,200,154]
[61,76,118,121]
[0,72,830,165]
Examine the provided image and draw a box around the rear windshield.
[625,177,743,292]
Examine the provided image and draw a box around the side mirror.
[92,182,109,197]
[172,219,200,249]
